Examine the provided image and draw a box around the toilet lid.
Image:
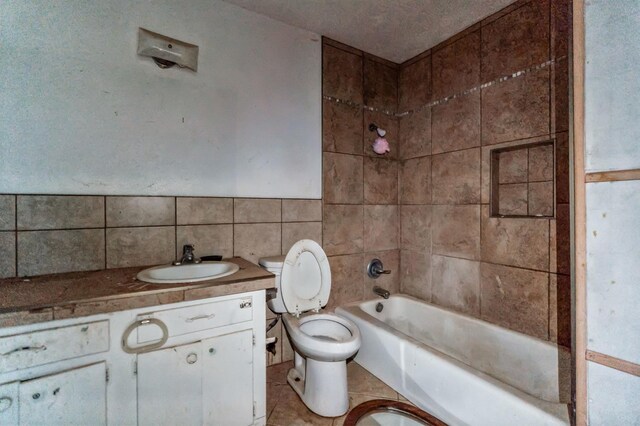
[280,239,331,315]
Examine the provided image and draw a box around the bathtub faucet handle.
[367,258,391,279]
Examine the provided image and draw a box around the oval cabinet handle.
[121,318,169,354]
[0,396,12,413]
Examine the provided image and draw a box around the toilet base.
[287,352,349,417]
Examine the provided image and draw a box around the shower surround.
[321,0,571,347]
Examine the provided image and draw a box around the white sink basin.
[136,261,240,284]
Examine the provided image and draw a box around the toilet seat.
[280,240,331,316]
[282,313,361,361]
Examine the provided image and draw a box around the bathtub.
[336,295,571,426]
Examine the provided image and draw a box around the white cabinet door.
[19,362,107,426]
[0,382,18,425]
[137,341,203,426]
[202,329,254,426]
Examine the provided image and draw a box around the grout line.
[14,196,18,276]
[103,196,107,270]
[174,197,178,260]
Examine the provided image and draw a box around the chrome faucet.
[373,286,390,299]
[174,244,201,265]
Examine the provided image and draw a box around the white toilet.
[259,239,361,417]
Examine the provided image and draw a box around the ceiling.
[221,0,515,63]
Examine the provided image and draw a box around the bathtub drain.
[376,302,384,313]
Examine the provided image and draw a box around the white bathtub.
[336,295,571,426]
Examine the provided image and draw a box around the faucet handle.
[182,244,195,255]
[367,258,391,279]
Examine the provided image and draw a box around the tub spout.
[373,286,390,299]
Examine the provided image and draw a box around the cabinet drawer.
[137,297,253,343]
[0,321,109,373]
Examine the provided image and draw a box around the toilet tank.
[258,255,287,313]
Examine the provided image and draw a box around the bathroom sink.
[136,261,239,284]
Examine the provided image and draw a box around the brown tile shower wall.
[397,0,571,345]
[321,38,401,312]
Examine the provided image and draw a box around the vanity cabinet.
[0,363,107,426]
[0,289,267,426]
[138,329,254,426]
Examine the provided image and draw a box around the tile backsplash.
[0,195,321,278]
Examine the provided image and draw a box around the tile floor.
[266,360,411,426]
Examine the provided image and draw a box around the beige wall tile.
[551,60,569,133]
[106,196,174,227]
[281,331,294,362]
[323,153,363,204]
[480,262,549,339]
[528,181,554,216]
[18,229,105,276]
[233,199,281,223]
[281,222,322,254]
[364,58,398,112]
[481,0,550,81]
[0,195,15,230]
[498,148,529,184]
[322,99,363,155]
[0,232,16,278]
[17,195,104,230]
[176,197,233,225]
[282,200,322,222]
[551,203,570,275]
[401,205,431,251]
[266,321,282,366]
[498,183,528,215]
[364,157,398,205]
[364,205,398,252]
[481,68,550,145]
[431,255,480,315]
[233,223,281,265]
[322,205,363,256]
[399,55,432,111]
[432,205,481,260]
[176,224,233,259]
[323,44,363,103]
[481,205,549,270]
[400,249,431,301]
[364,110,399,160]
[528,144,554,181]
[432,30,481,99]
[399,108,432,160]
[555,133,570,204]
[431,148,481,204]
[364,249,400,297]
[432,92,481,154]
[400,156,431,204]
[106,226,174,268]
[326,253,364,310]
[550,273,571,347]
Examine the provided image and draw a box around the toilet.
[259,239,361,417]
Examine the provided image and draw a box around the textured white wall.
[584,0,640,422]
[0,0,321,198]
[585,1,640,172]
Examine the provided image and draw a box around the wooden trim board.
[586,350,640,377]
[585,169,640,183]
[573,0,587,424]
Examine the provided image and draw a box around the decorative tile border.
[323,56,568,118]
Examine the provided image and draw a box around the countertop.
[0,257,274,327]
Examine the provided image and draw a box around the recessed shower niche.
[490,141,555,218]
